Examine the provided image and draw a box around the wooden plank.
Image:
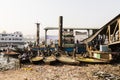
[118,18,120,41]
[108,25,111,43]
[111,22,118,41]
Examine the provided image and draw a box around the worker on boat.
[54,47,60,57]
[47,45,50,56]
[73,47,76,59]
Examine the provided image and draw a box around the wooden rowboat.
[30,56,43,63]
[43,55,56,64]
[76,57,110,63]
[57,56,79,65]
[3,51,19,58]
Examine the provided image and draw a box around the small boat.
[30,56,43,64]
[43,55,56,64]
[57,56,79,65]
[3,51,19,58]
[76,57,110,63]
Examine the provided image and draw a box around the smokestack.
[58,16,63,49]
[36,23,40,46]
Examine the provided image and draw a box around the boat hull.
[30,56,43,64]
[76,57,110,63]
[57,56,79,65]
[43,56,56,65]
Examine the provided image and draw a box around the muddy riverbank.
[0,63,120,80]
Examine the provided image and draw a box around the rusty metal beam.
[36,23,40,46]
[108,25,111,44]
[118,18,120,41]
[44,27,98,30]
[83,14,120,44]
[111,22,118,41]
[58,16,63,49]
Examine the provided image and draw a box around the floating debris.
[93,71,120,80]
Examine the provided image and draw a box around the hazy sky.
[0,0,120,36]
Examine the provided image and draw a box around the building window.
[2,34,7,36]
[19,35,22,37]
[1,38,4,40]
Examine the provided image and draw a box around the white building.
[0,31,25,49]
